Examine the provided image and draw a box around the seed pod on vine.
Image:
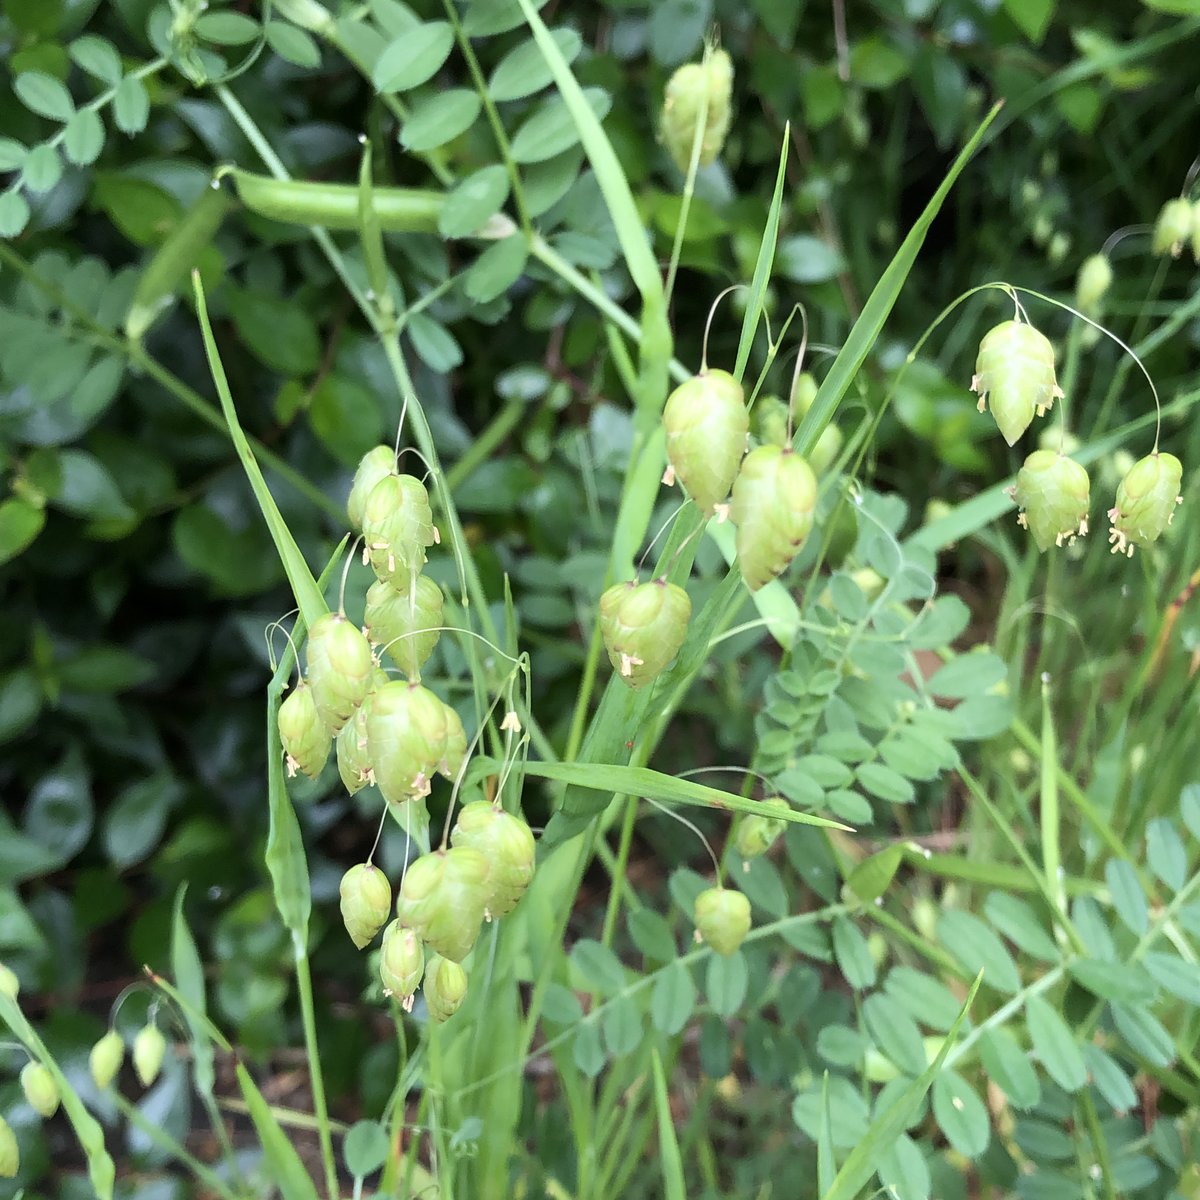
[730,446,818,591]
[660,47,733,173]
[20,1062,59,1117]
[733,798,791,862]
[1075,254,1113,314]
[693,887,751,956]
[971,319,1062,445]
[662,369,748,513]
[424,956,468,1023]
[90,1030,125,1090]
[1152,197,1194,257]
[396,847,491,963]
[368,681,458,803]
[364,575,443,678]
[133,1024,167,1088]
[277,680,331,780]
[0,1117,17,1178]
[361,473,437,586]
[1008,450,1091,550]
[347,445,396,531]
[1108,452,1184,556]
[378,920,424,1007]
[337,668,389,795]
[450,801,536,917]
[305,612,375,735]
[340,863,393,949]
[599,578,691,689]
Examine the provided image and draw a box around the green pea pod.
[599,578,691,689]
[730,445,818,590]
[358,144,393,319]
[662,368,748,513]
[126,185,230,340]
[1108,452,1184,556]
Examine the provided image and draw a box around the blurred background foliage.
[3,0,1200,1195]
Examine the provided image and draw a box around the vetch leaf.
[651,961,695,1035]
[113,76,151,134]
[573,1021,605,1076]
[1025,993,1086,1091]
[884,966,964,1033]
[978,1027,1041,1109]
[570,939,627,995]
[628,908,676,961]
[509,88,612,164]
[705,951,748,1016]
[372,22,454,92]
[343,1120,389,1177]
[937,909,1021,993]
[1143,952,1200,1004]
[1145,818,1187,891]
[15,72,75,121]
[401,89,481,152]
[984,892,1061,962]
[438,164,509,239]
[832,916,876,990]
[63,109,105,165]
[1105,858,1148,934]
[863,993,927,1077]
[489,29,583,101]
[1110,1002,1175,1067]
[70,36,123,84]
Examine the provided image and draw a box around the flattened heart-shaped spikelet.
[337,668,388,794]
[1108,452,1184,557]
[451,801,536,917]
[660,48,734,172]
[1075,254,1113,315]
[662,369,748,513]
[347,445,396,531]
[378,920,424,1007]
[365,575,444,678]
[277,679,331,779]
[693,887,751,956]
[1009,450,1091,551]
[424,955,468,1023]
[339,862,392,949]
[368,681,453,804]
[305,612,374,734]
[730,446,818,590]
[396,847,491,963]
[439,699,468,783]
[1152,198,1194,258]
[599,578,691,689]
[361,473,437,587]
[971,320,1062,446]
[733,797,791,862]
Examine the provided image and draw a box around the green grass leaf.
[651,1049,686,1200]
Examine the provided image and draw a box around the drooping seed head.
[693,887,752,956]
[0,1116,17,1178]
[90,1029,125,1090]
[347,445,397,531]
[305,612,375,735]
[450,801,536,917]
[733,797,791,862]
[971,319,1062,445]
[396,847,491,963]
[361,473,437,587]
[1152,197,1194,257]
[336,668,388,795]
[1009,450,1091,551]
[133,1024,167,1088]
[599,579,691,689]
[0,962,17,998]
[20,1061,59,1117]
[368,681,457,803]
[1075,254,1113,314]
[277,680,332,780]
[662,369,748,513]
[1108,452,1184,556]
[424,956,468,1023]
[339,863,393,949]
[730,445,818,590]
[660,47,734,172]
[378,920,425,1006]
[364,575,444,678]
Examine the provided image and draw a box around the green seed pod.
[809,424,843,477]
[133,1024,167,1088]
[599,579,691,689]
[378,920,425,1007]
[20,1061,59,1117]
[340,863,393,949]
[90,1030,125,1090]
[750,395,789,448]
[1152,197,1193,257]
[365,575,444,678]
[424,956,468,1024]
[970,319,1062,446]
[348,445,397,531]
[1075,253,1113,314]
[0,962,17,998]
[693,887,752,956]
[1108,452,1184,556]
[660,48,734,172]
[733,798,791,862]
[1009,450,1091,551]
[662,369,748,513]
[440,700,468,784]
[0,1116,17,1178]
[277,680,331,780]
[336,668,388,795]
[361,473,437,587]
[368,681,458,803]
[730,446,818,591]
[305,612,375,735]
[396,847,491,963]
[450,801,536,918]
[792,372,819,420]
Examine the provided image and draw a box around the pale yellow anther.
[500,710,521,733]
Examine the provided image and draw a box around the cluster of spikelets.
[0,963,166,1178]
[970,316,1183,554]
[339,798,536,1018]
